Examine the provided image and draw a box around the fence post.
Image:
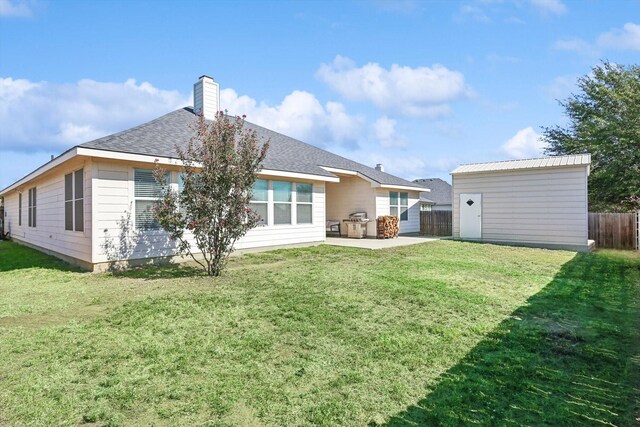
[637,211,639,251]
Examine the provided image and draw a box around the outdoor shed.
[451,154,593,252]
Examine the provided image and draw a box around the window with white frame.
[177,173,189,215]
[273,181,292,225]
[134,169,167,230]
[390,191,409,221]
[249,179,268,226]
[65,168,84,231]
[296,183,312,224]
[28,187,36,227]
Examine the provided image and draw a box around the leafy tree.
[543,62,640,212]
[153,112,269,276]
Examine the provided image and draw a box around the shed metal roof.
[450,154,591,175]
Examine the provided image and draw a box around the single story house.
[413,178,452,211]
[0,75,427,270]
[451,154,593,252]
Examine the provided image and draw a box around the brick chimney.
[193,75,220,120]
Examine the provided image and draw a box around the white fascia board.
[320,166,358,176]
[0,147,341,197]
[450,163,591,176]
[0,147,79,195]
[80,147,341,183]
[378,184,430,192]
[320,166,380,186]
[76,147,185,166]
[319,165,426,191]
[259,169,340,183]
[78,148,340,182]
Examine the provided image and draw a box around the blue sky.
[1,0,638,188]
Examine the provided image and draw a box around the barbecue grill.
[343,212,370,238]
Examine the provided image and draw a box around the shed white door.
[460,193,482,239]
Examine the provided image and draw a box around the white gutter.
[259,169,339,183]
[379,184,430,192]
[0,147,78,195]
[319,166,427,191]
[76,147,183,166]
[0,147,342,196]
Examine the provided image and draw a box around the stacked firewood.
[377,215,399,239]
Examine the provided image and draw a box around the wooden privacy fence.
[420,211,452,236]
[588,212,639,250]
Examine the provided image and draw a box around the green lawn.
[0,240,638,426]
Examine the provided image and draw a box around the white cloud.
[372,116,405,148]
[0,150,52,189]
[553,38,599,56]
[0,0,32,17]
[348,150,458,181]
[0,77,190,152]
[316,55,470,118]
[597,22,640,51]
[456,5,491,23]
[542,74,578,101]
[220,88,364,147]
[554,22,640,56]
[502,127,546,159]
[530,0,567,15]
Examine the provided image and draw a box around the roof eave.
[378,183,430,191]
[319,166,427,191]
[450,162,591,175]
[0,146,341,196]
[0,147,79,196]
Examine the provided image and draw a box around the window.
[176,173,189,215]
[65,169,84,231]
[246,179,314,228]
[18,193,22,226]
[420,203,432,212]
[178,173,185,193]
[390,191,409,221]
[249,179,268,226]
[296,183,312,224]
[273,181,292,225]
[28,187,36,227]
[134,169,166,230]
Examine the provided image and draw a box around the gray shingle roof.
[80,107,425,189]
[412,178,452,205]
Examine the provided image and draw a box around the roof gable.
[413,178,452,205]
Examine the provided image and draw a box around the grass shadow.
[0,240,83,273]
[108,262,206,279]
[379,250,640,426]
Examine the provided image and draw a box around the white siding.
[236,182,325,249]
[375,189,421,234]
[326,176,377,236]
[92,160,178,263]
[92,159,326,263]
[452,166,589,249]
[3,158,92,263]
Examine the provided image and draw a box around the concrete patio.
[325,234,443,250]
